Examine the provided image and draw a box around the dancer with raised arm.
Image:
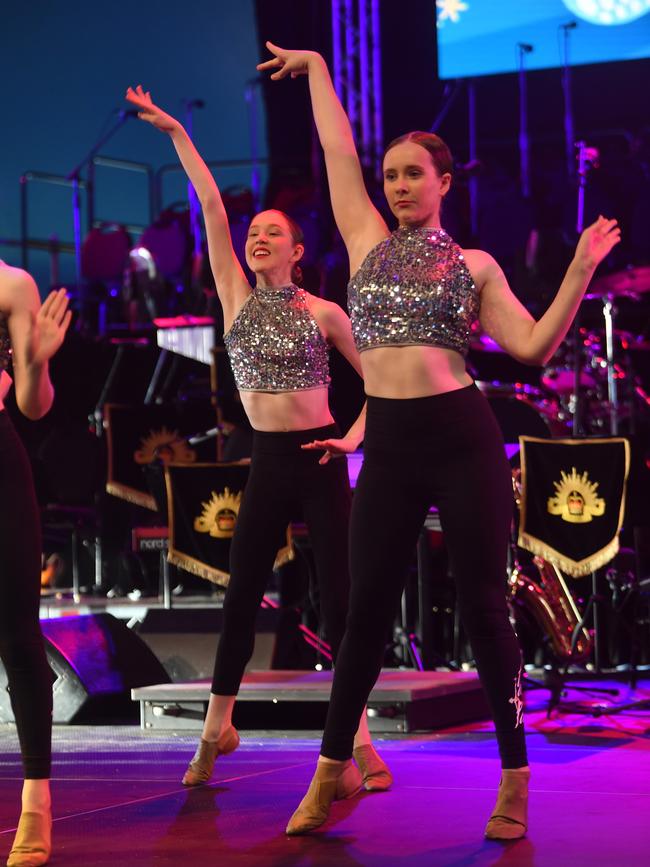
[0,266,70,867]
[125,85,390,794]
[257,43,620,839]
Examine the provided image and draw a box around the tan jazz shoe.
[485,768,530,840]
[181,726,240,786]
[286,759,362,836]
[6,809,51,867]
[353,744,393,791]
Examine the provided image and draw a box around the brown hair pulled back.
[383,131,454,178]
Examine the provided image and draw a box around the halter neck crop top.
[0,311,11,372]
[223,285,331,392]
[348,226,479,356]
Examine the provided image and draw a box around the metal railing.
[154,158,269,216]
[18,156,154,292]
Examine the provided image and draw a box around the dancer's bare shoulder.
[305,293,349,336]
[461,248,503,294]
[0,264,38,312]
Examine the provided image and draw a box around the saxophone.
[509,471,593,663]
[508,558,593,662]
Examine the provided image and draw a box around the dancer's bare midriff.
[360,345,473,399]
[240,386,335,433]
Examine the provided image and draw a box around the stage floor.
[0,680,648,866]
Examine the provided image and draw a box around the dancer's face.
[383,141,451,228]
[245,210,303,283]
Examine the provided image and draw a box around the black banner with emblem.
[165,462,293,587]
[105,403,218,510]
[518,436,630,577]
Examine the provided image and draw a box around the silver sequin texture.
[348,226,479,355]
[0,312,11,372]
[224,285,330,392]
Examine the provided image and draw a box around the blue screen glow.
[436,0,650,78]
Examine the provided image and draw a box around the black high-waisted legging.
[0,411,52,778]
[320,385,527,768]
[212,423,351,695]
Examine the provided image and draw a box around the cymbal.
[469,333,506,353]
[586,266,650,299]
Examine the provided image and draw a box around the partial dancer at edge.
[258,43,621,839]
[0,265,71,867]
[125,85,391,793]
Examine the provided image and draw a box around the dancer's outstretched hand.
[27,288,72,366]
[257,41,318,80]
[125,85,181,134]
[301,436,357,465]
[574,216,621,272]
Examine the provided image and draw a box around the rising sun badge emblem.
[547,467,605,524]
[194,488,242,538]
[133,427,196,465]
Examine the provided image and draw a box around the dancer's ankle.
[201,721,232,742]
[353,708,373,749]
[318,754,345,766]
[21,779,51,813]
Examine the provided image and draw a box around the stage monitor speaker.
[0,613,171,723]
[135,606,313,682]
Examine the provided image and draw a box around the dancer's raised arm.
[257,44,387,270]
[474,216,621,365]
[125,85,250,323]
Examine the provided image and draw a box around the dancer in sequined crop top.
[127,84,390,793]
[0,262,71,866]
[348,225,479,355]
[224,283,330,392]
[260,43,621,841]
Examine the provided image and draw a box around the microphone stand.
[559,20,583,436]
[66,109,138,325]
[571,142,599,436]
[560,21,577,181]
[517,43,533,200]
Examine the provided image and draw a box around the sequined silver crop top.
[0,311,11,372]
[223,285,331,392]
[348,226,479,356]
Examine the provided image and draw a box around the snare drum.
[475,380,562,441]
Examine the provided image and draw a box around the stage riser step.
[133,670,490,734]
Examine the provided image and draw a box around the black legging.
[321,385,527,768]
[0,411,52,779]
[212,423,351,695]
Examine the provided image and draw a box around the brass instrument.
[510,470,593,663]
[508,557,593,662]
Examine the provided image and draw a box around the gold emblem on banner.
[134,428,196,465]
[194,487,242,538]
[547,467,605,524]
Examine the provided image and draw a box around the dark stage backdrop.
[1,0,267,290]
[3,0,648,293]
[255,0,649,267]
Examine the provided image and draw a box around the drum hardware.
[570,141,600,435]
[579,267,650,435]
[544,321,650,435]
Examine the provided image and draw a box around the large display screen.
[436,0,650,79]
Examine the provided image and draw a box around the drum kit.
[471,265,650,441]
